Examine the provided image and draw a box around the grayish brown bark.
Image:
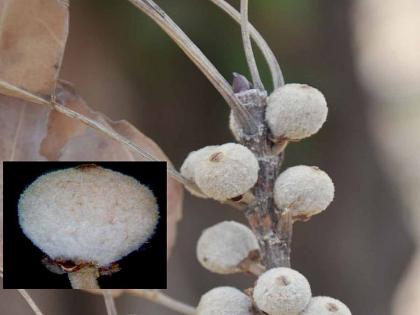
[232,76,292,268]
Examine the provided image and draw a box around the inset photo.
[2,161,167,289]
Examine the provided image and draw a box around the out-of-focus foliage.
[354,1,420,314]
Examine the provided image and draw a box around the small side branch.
[1,269,44,315]
[126,289,196,315]
[103,290,119,315]
[52,102,189,186]
[17,290,44,315]
[209,0,284,89]
[240,0,264,90]
[127,0,257,131]
[243,261,266,276]
[67,267,100,289]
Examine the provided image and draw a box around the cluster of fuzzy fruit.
[181,83,334,220]
[181,83,350,314]
[198,282,351,315]
[196,221,351,315]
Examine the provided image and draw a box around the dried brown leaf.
[0,97,50,162]
[0,0,69,99]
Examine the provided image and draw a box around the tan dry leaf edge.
[0,0,69,99]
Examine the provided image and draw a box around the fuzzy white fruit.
[266,83,328,141]
[197,286,253,315]
[301,296,351,315]
[180,146,219,198]
[253,267,312,315]
[194,143,259,201]
[274,165,334,220]
[197,221,260,274]
[18,165,159,267]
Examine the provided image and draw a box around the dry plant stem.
[272,139,289,155]
[209,0,284,88]
[0,81,49,105]
[51,102,189,185]
[82,288,195,315]
[126,289,196,315]
[240,0,264,90]
[127,0,257,132]
[247,262,266,276]
[103,290,119,315]
[234,88,293,268]
[1,271,44,315]
[68,268,100,289]
[17,290,44,315]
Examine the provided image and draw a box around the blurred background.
[1,0,419,314]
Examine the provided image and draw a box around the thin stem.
[127,0,257,132]
[247,262,265,276]
[240,0,264,90]
[17,290,44,315]
[82,289,124,297]
[0,81,51,106]
[67,268,100,289]
[272,139,289,155]
[209,0,284,89]
[52,102,189,186]
[277,209,293,267]
[126,289,196,315]
[103,290,119,315]
[1,269,44,315]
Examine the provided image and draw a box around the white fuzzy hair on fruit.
[301,296,351,315]
[265,83,328,141]
[194,143,259,201]
[253,267,312,315]
[180,145,218,198]
[196,221,260,274]
[18,165,159,267]
[197,286,253,315]
[274,165,334,219]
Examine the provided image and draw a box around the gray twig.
[233,85,292,268]
[240,0,264,90]
[209,0,284,89]
[126,290,196,315]
[103,290,119,315]
[17,290,44,315]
